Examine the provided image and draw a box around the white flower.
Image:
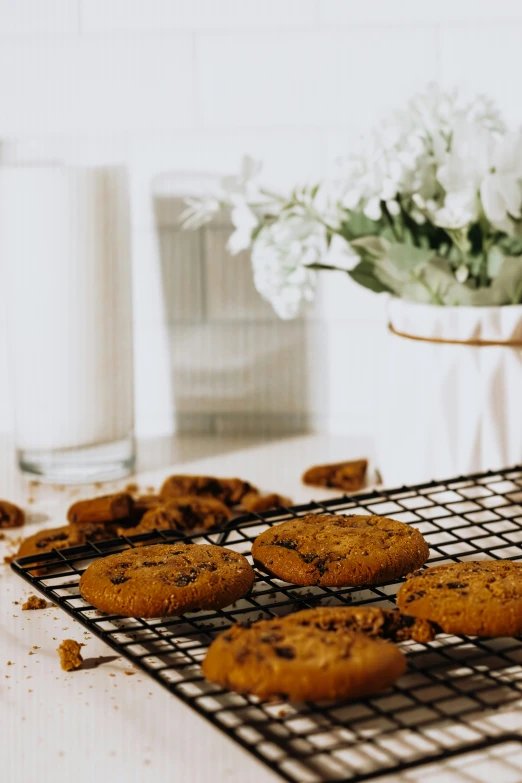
[325,234,359,271]
[480,132,522,226]
[435,123,522,231]
[339,85,505,226]
[455,264,469,283]
[251,217,326,319]
[227,197,258,254]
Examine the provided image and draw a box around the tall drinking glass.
[0,145,135,483]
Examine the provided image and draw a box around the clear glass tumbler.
[1,143,135,483]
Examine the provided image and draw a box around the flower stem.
[381,201,402,242]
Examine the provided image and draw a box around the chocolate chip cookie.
[251,514,429,586]
[302,459,368,492]
[203,611,406,701]
[79,543,255,618]
[67,492,135,541]
[125,496,231,535]
[159,475,257,507]
[17,525,85,559]
[67,492,133,525]
[397,559,522,637]
[282,605,437,644]
[0,499,25,529]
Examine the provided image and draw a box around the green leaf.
[339,212,384,240]
[499,234,522,256]
[385,243,434,270]
[351,236,390,261]
[487,246,504,279]
[486,256,522,304]
[348,261,392,294]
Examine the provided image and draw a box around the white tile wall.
[0,0,79,35]
[81,0,318,32]
[0,37,194,134]
[0,1,519,439]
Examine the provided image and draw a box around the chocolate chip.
[175,574,197,587]
[301,553,318,564]
[274,646,296,659]
[315,559,328,576]
[406,590,426,603]
[141,561,160,568]
[201,479,223,495]
[260,633,284,643]
[223,634,233,642]
[36,533,69,549]
[110,575,129,585]
[274,539,299,550]
[446,582,468,590]
[197,562,217,572]
[177,504,203,530]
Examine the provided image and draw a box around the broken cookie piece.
[67,492,134,526]
[22,594,48,610]
[159,475,257,507]
[241,492,293,513]
[57,639,84,672]
[125,496,231,535]
[302,459,368,492]
[0,499,25,529]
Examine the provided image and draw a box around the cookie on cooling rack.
[251,513,429,587]
[202,610,406,702]
[17,525,85,559]
[123,496,231,535]
[397,560,522,637]
[159,474,257,507]
[78,543,254,618]
[280,605,437,644]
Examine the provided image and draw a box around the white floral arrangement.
[182,85,522,319]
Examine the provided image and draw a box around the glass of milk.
[0,142,135,482]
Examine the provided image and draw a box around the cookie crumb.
[125,482,139,493]
[0,532,5,541]
[22,595,48,611]
[57,640,84,672]
[124,671,135,676]
[4,554,16,565]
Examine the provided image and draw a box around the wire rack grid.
[11,466,522,783]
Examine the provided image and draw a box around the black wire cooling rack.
[11,466,522,783]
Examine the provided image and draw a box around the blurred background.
[0,0,519,448]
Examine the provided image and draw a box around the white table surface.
[2,434,522,783]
